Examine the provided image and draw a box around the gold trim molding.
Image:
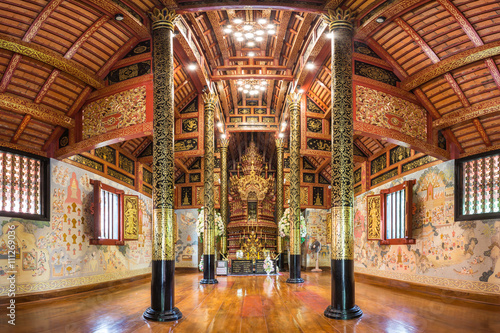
[0,93,74,128]
[322,8,354,31]
[150,8,178,31]
[401,41,500,91]
[433,97,500,130]
[0,34,104,89]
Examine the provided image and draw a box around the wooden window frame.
[455,149,500,221]
[90,179,125,246]
[379,179,416,245]
[0,147,50,221]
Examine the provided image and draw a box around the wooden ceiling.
[0,0,499,176]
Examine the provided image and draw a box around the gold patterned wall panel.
[356,85,427,141]
[366,195,382,240]
[82,86,147,139]
[300,187,308,206]
[124,195,139,240]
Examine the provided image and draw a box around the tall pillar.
[220,137,229,256]
[143,8,182,322]
[286,92,304,284]
[201,92,218,284]
[322,8,362,320]
[275,137,285,270]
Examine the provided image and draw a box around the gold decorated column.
[322,8,362,320]
[201,92,218,284]
[143,8,182,322]
[286,92,304,284]
[220,137,229,256]
[275,137,285,270]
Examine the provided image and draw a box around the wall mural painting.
[354,161,500,294]
[302,162,500,294]
[356,85,427,141]
[174,209,199,268]
[0,160,153,296]
[313,187,324,206]
[306,97,324,114]
[307,118,322,133]
[306,138,331,152]
[181,187,192,206]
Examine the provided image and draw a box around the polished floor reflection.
[9,271,499,333]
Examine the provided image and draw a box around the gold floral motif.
[203,93,217,255]
[82,86,146,140]
[356,85,427,141]
[124,195,139,240]
[288,92,302,255]
[0,34,104,88]
[0,93,74,128]
[321,8,354,32]
[330,207,354,260]
[152,208,175,260]
[276,138,285,253]
[220,139,229,253]
[367,196,382,240]
[150,8,178,31]
[152,18,176,263]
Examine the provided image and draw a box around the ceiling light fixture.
[279,132,285,138]
[187,63,197,71]
[247,41,256,47]
[376,16,386,23]
[248,52,255,57]
[236,79,268,96]
[115,13,124,21]
[326,32,333,39]
[223,19,279,44]
[305,62,315,69]
[221,133,227,139]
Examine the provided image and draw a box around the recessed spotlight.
[221,133,227,139]
[255,36,264,42]
[267,24,275,29]
[281,121,286,128]
[237,80,243,85]
[245,33,255,39]
[217,122,223,128]
[238,87,243,91]
[305,62,315,69]
[298,88,304,94]
[247,41,255,47]
[255,30,264,35]
[234,32,243,38]
[233,18,243,24]
[237,36,244,42]
[243,89,249,93]
[187,63,197,71]
[115,13,124,21]
[279,132,285,138]
[258,18,267,24]
[224,27,232,33]
[326,32,333,39]
[248,52,255,57]
[244,84,251,88]
[267,30,275,35]
[376,16,386,23]
[243,25,253,31]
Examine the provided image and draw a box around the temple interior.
[0,0,499,331]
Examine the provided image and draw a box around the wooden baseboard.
[0,273,151,306]
[354,272,500,306]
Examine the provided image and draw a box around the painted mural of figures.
[65,172,82,205]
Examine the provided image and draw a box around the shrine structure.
[227,142,277,259]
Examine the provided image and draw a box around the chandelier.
[236,79,268,95]
[223,18,276,47]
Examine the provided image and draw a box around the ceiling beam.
[433,97,500,130]
[472,119,492,147]
[175,159,189,174]
[400,40,500,91]
[0,93,74,128]
[211,74,294,81]
[11,115,32,144]
[0,34,104,89]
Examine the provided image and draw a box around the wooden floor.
[6,271,499,333]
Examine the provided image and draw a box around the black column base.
[201,254,218,284]
[143,306,182,322]
[324,305,362,320]
[286,254,304,283]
